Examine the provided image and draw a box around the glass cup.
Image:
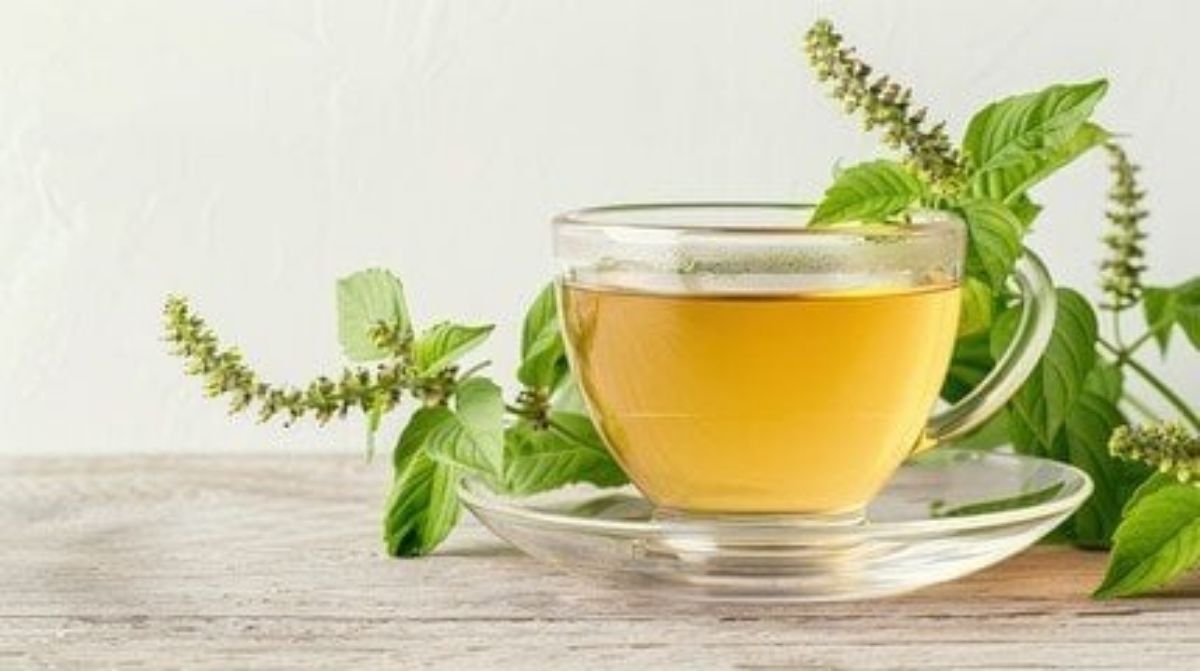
[552,202,1054,517]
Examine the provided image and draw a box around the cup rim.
[552,201,962,237]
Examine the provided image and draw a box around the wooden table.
[3,455,1197,669]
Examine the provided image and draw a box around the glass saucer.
[459,449,1092,602]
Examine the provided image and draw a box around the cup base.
[651,506,867,527]
[645,506,871,571]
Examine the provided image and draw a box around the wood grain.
[2,455,1198,669]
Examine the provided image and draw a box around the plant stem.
[504,403,535,419]
[457,360,492,382]
[1099,338,1200,431]
[1124,329,1155,356]
[1111,309,1125,350]
[1124,357,1199,430]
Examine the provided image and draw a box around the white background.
[1,1,1196,455]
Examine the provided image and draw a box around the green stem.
[1099,338,1200,431]
[456,360,492,382]
[1111,309,1125,350]
[504,403,536,419]
[1123,330,1155,356]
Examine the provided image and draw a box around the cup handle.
[917,248,1057,452]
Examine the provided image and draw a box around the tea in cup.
[553,203,1053,516]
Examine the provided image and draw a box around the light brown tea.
[561,282,961,513]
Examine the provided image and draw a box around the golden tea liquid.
[561,282,961,513]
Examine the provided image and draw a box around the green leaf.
[942,331,994,403]
[521,283,558,358]
[518,333,567,391]
[1094,483,1200,598]
[963,80,1109,174]
[932,481,1065,518]
[337,269,411,361]
[1084,359,1124,403]
[393,407,446,472]
[422,377,505,476]
[809,160,927,226]
[518,284,569,390]
[382,449,460,557]
[1061,382,1149,547]
[412,322,494,376]
[1142,278,1200,354]
[1174,279,1199,349]
[971,122,1109,204]
[1143,286,1175,352]
[957,277,994,338]
[1123,472,1180,517]
[960,199,1024,290]
[502,412,628,495]
[994,289,1098,460]
[950,412,1011,451]
[996,292,1150,547]
[1009,194,1043,229]
[941,316,1018,449]
[551,377,589,414]
[383,398,503,557]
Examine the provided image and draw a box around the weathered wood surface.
[2,455,1197,670]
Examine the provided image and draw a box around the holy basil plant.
[801,19,1198,597]
[164,280,626,557]
[163,18,1199,599]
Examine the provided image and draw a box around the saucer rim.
[459,448,1094,539]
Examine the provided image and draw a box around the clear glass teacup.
[553,203,1054,516]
